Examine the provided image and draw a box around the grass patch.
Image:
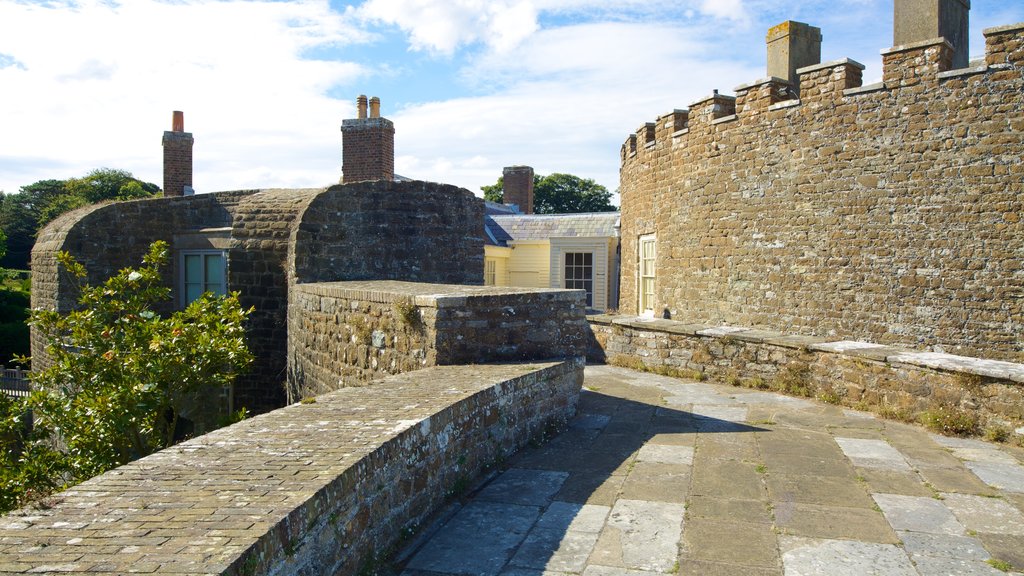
[919,405,980,437]
[817,391,843,405]
[987,558,1013,572]
[608,355,705,381]
[393,299,421,329]
[984,424,1011,443]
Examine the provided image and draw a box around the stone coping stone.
[761,334,831,350]
[795,57,866,75]
[609,316,708,336]
[734,76,789,92]
[0,360,581,575]
[844,81,886,96]
[810,341,917,362]
[587,316,1024,383]
[887,352,1024,383]
[937,64,989,79]
[724,328,788,344]
[983,22,1024,36]
[881,37,954,56]
[295,280,581,308]
[696,326,750,337]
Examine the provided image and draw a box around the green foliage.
[0,393,68,512]
[919,405,980,437]
[481,172,617,214]
[0,169,159,270]
[0,241,252,512]
[0,286,30,365]
[984,424,1011,443]
[987,558,1013,572]
[393,299,421,328]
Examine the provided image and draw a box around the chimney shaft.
[766,21,822,95]
[341,95,395,184]
[357,95,368,119]
[894,0,970,69]
[162,111,193,197]
[503,166,535,215]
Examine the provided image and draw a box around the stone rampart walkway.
[398,365,1024,576]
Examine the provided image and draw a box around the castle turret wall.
[618,23,1024,361]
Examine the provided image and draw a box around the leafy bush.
[0,241,253,512]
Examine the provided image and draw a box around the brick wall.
[161,130,193,197]
[341,117,395,183]
[618,23,1024,361]
[503,165,535,214]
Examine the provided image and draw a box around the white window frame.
[485,259,497,286]
[638,234,656,316]
[563,251,595,308]
[180,250,227,307]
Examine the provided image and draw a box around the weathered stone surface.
[288,281,587,400]
[31,180,487,415]
[0,361,583,576]
[618,23,1024,362]
[589,317,1024,434]
[398,365,1024,576]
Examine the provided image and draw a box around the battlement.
[617,18,1024,361]
[621,23,1023,160]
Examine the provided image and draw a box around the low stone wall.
[589,315,1024,428]
[0,360,584,575]
[288,281,587,401]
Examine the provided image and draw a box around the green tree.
[0,169,160,270]
[1,241,252,512]
[481,172,617,214]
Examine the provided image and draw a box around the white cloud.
[698,0,748,22]
[357,0,539,55]
[392,21,761,196]
[0,0,367,193]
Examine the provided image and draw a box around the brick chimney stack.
[503,166,535,214]
[766,21,822,96]
[341,95,395,184]
[894,0,970,69]
[162,110,194,197]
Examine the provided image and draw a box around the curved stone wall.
[0,360,584,575]
[618,24,1024,361]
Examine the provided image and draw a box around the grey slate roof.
[485,212,620,247]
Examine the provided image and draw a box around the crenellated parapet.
[617,16,1024,362]
[622,23,1023,169]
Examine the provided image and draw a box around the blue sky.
[1,0,1022,201]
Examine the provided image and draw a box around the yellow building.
[484,206,620,312]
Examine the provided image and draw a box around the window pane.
[205,254,224,285]
[184,255,201,283]
[583,253,592,265]
[185,283,202,304]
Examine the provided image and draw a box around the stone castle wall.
[287,281,588,401]
[618,23,1024,361]
[291,180,483,285]
[31,181,486,414]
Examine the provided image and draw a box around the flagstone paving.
[396,365,1024,576]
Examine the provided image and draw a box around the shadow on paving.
[393,375,767,576]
